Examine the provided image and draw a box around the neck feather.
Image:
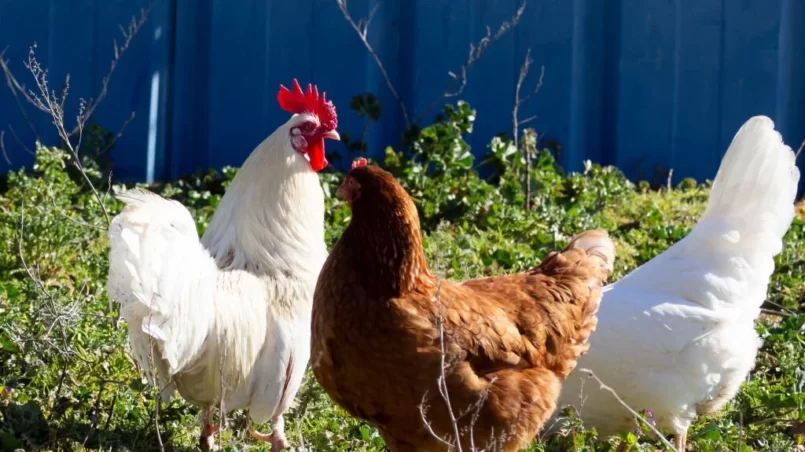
[340,194,434,296]
[201,130,326,277]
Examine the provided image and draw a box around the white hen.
[556,116,800,450]
[106,80,340,450]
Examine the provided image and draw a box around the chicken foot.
[199,407,220,451]
[673,431,687,451]
[247,414,289,451]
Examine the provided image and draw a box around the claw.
[247,415,289,451]
[199,423,220,451]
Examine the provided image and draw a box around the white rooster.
[556,116,800,450]
[106,80,340,450]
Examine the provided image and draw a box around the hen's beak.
[323,130,340,141]
[336,176,358,202]
[336,179,348,200]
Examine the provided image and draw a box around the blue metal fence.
[1,0,803,185]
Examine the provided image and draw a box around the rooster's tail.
[107,189,218,381]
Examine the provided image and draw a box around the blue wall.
[1,0,803,185]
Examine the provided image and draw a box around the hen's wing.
[450,230,615,378]
[398,230,614,450]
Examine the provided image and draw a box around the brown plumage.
[311,165,615,451]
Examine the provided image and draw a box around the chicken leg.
[199,407,220,451]
[674,431,687,451]
[247,414,290,451]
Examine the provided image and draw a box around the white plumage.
[107,114,329,450]
[556,116,800,449]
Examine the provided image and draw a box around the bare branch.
[795,139,804,159]
[512,49,545,149]
[100,111,136,156]
[0,5,151,233]
[0,45,48,137]
[337,0,411,126]
[82,379,108,446]
[48,196,106,231]
[0,4,150,142]
[416,2,527,124]
[18,202,61,331]
[18,44,113,226]
[512,49,545,211]
[147,309,166,452]
[433,277,463,451]
[7,125,33,156]
[579,368,678,451]
[338,0,526,129]
[0,130,11,165]
[218,354,227,449]
[416,248,505,452]
[71,4,153,136]
[762,298,797,317]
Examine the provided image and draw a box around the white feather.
[556,116,800,437]
[107,114,326,423]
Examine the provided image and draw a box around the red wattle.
[308,138,328,172]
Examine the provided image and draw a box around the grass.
[0,128,803,451]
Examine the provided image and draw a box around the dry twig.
[336,0,410,126]
[0,5,152,139]
[512,49,545,210]
[0,46,41,136]
[0,4,152,227]
[6,125,33,156]
[416,2,526,125]
[0,129,10,165]
[512,49,545,150]
[71,6,152,136]
[418,249,499,452]
[147,313,166,452]
[337,0,526,128]
[579,368,678,451]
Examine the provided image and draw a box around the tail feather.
[567,229,616,281]
[701,116,799,242]
[107,189,218,378]
[616,116,799,313]
[543,230,616,378]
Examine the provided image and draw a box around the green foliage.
[0,99,803,451]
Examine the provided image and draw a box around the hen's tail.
[107,189,219,382]
[567,229,616,283]
[701,116,799,241]
[540,230,615,377]
[679,116,800,310]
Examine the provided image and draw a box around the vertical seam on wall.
[600,0,622,167]
[715,0,726,170]
[164,0,177,181]
[670,0,681,175]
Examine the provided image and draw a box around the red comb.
[351,157,368,169]
[277,79,338,130]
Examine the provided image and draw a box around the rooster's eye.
[302,122,316,133]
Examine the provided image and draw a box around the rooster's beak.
[323,130,340,141]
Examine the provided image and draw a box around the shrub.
[0,101,802,451]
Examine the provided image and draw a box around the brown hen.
[311,164,615,452]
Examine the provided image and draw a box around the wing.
[447,231,613,378]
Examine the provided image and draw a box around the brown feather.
[312,165,615,451]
